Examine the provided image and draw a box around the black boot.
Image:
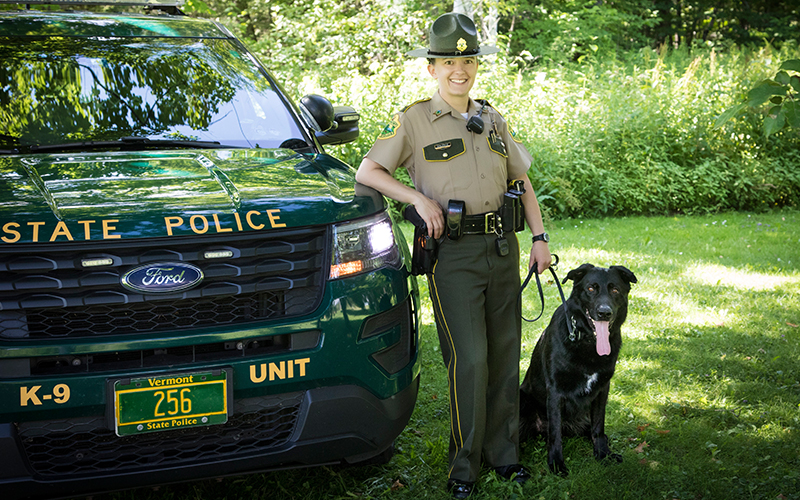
[494,464,531,484]
[447,479,474,499]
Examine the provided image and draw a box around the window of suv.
[0,36,308,153]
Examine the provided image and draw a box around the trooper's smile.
[428,57,478,109]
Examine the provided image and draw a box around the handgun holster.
[446,200,466,240]
[403,204,439,276]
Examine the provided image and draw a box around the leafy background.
[4,1,795,498]
[181,0,800,219]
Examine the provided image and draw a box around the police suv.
[0,1,420,497]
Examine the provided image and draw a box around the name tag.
[423,138,465,162]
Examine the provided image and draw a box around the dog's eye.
[587,286,596,293]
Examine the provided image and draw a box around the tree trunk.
[453,0,474,18]
[481,1,499,47]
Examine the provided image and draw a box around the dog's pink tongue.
[595,321,611,356]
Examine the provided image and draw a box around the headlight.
[330,213,401,279]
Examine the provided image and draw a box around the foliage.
[716,59,800,137]
[186,1,800,68]
[650,0,800,49]
[191,0,444,81]
[273,41,800,219]
[512,44,800,218]
[106,209,800,500]
[0,38,237,144]
[179,0,800,218]
[501,0,658,64]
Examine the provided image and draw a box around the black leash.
[518,254,576,340]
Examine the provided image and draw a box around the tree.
[0,37,240,145]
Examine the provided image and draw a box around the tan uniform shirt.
[366,91,533,215]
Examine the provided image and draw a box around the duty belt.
[462,212,509,234]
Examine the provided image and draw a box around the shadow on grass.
[102,212,799,500]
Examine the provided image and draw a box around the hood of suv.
[0,149,382,244]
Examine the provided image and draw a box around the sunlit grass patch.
[685,262,800,291]
[110,210,800,500]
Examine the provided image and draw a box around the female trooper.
[355,12,551,499]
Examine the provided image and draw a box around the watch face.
[534,232,549,243]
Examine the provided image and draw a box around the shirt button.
[481,174,486,179]
[476,147,481,152]
[484,201,490,206]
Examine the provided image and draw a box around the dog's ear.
[610,265,638,284]
[563,263,595,284]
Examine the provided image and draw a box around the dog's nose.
[597,304,613,321]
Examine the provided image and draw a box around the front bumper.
[2,376,419,499]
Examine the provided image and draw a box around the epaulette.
[401,98,431,113]
[475,99,523,143]
[378,101,430,140]
[475,98,502,116]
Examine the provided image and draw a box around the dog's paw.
[594,451,623,464]
[547,459,569,477]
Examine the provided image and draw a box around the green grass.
[108,209,800,500]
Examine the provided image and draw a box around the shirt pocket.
[422,138,466,162]
[487,132,507,158]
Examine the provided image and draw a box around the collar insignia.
[456,38,468,52]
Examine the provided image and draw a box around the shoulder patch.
[378,113,401,140]
[507,120,523,144]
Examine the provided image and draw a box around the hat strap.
[426,48,480,57]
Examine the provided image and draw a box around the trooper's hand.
[529,242,552,274]
[413,195,444,239]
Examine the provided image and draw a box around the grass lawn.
[109,209,799,500]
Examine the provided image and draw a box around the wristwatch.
[532,232,549,243]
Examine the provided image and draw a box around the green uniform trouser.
[429,232,521,483]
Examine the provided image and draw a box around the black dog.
[519,263,637,475]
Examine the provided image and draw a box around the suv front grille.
[17,392,305,478]
[0,228,327,340]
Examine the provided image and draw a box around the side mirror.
[299,94,335,133]
[317,106,360,145]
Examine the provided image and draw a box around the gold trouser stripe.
[429,260,464,473]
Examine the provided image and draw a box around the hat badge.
[456,37,468,52]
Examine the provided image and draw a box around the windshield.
[0,37,307,152]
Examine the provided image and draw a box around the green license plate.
[114,370,229,436]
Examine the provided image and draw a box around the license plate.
[114,370,229,436]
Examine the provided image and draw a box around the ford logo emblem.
[121,262,204,293]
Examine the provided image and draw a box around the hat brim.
[406,45,501,58]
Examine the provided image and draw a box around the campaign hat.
[406,12,500,58]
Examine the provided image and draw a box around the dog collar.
[569,312,599,342]
[568,315,580,341]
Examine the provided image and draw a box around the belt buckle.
[484,213,496,234]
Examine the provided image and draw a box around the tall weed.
[274,43,800,218]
